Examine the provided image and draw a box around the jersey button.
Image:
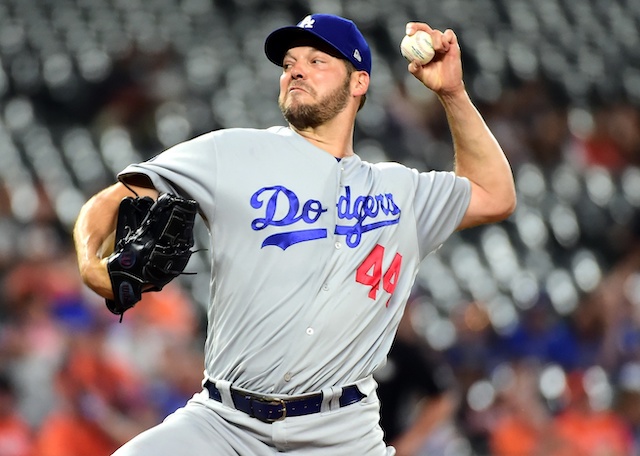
[306,327,314,335]
[284,372,292,382]
[334,242,342,249]
[322,284,329,291]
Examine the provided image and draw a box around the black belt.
[204,380,366,423]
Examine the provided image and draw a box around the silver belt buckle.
[253,395,287,423]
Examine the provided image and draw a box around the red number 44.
[355,244,402,306]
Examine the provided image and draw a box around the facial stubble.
[279,74,352,130]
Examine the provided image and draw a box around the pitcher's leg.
[112,400,268,456]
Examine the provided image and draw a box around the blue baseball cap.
[264,14,372,74]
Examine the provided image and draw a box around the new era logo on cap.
[264,14,372,74]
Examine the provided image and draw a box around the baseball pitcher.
[73,13,516,456]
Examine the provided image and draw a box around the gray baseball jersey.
[119,126,470,396]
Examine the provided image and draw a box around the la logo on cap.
[298,15,315,28]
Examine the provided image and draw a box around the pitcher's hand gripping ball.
[105,193,198,319]
[400,30,435,65]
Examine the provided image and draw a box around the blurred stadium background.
[1,0,640,454]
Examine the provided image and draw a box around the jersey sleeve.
[413,170,471,259]
[117,131,219,218]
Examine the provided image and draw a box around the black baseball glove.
[105,192,199,320]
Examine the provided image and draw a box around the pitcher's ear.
[352,71,369,97]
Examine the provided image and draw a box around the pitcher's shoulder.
[205,126,293,145]
[366,160,419,179]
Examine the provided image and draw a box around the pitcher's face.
[278,46,352,129]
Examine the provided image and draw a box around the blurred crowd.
[0,190,206,455]
[1,0,640,455]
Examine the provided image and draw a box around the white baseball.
[400,30,435,65]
